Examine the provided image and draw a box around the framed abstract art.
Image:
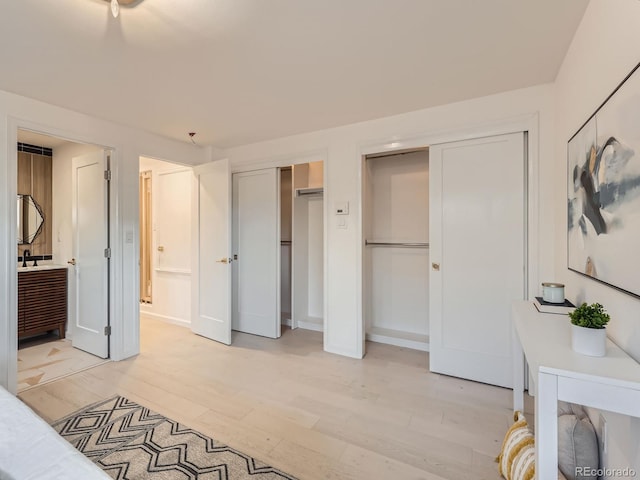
[568,62,640,297]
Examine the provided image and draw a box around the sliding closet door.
[232,168,280,339]
[429,132,525,388]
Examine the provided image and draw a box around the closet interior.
[281,161,324,332]
[363,148,429,351]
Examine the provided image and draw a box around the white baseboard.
[296,316,323,332]
[324,343,364,359]
[366,328,429,352]
[140,311,190,328]
[281,317,292,327]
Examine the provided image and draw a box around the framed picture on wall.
[568,62,640,297]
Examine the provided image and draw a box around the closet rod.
[365,241,429,248]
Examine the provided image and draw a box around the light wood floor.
[19,316,533,480]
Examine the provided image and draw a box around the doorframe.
[357,113,540,357]
[3,117,120,394]
[231,167,282,339]
[230,150,328,345]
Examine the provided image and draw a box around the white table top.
[512,301,640,390]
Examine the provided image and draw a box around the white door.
[191,159,232,345]
[429,133,525,388]
[71,151,110,358]
[232,169,280,338]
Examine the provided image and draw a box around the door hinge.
[104,170,112,181]
[104,247,111,258]
[104,325,111,336]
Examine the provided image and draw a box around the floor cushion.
[557,413,599,480]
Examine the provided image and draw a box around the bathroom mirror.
[17,194,44,245]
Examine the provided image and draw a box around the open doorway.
[17,130,110,392]
[138,157,193,332]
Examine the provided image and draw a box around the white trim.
[231,149,326,173]
[297,316,324,333]
[281,317,292,327]
[154,268,191,275]
[365,332,430,352]
[140,311,190,328]
[2,121,19,394]
[106,147,119,360]
[157,166,192,176]
[322,151,330,357]
[324,344,362,359]
[359,113,538,155]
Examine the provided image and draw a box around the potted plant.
[568,302,610,357]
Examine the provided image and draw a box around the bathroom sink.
[17,264,67,272]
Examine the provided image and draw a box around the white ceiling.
[0,0,589,148]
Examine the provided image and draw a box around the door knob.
[432,263,440,271]
[67,258,76,266]
[216,257,231,264]
[157,246,165,252]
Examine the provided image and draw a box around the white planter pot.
[571,324,607,357]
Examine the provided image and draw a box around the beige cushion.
[511,442,535,480]
[557,414,599,480]
[498,412,534,479]
[497,411,569,480]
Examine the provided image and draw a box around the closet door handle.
[216,257,232,264]
[432,263,440,271]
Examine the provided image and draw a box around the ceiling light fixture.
[102,0,141,18]
[110,0,119,18]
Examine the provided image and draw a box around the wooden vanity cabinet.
[18,268,67,340]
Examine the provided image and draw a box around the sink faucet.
[22,249,30,268]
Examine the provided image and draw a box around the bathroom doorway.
[16,129,110,392]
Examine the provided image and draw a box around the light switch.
[335,201,349,215]
[126,231,134,244]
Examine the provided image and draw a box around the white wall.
[553,0,640,472]
[0,89,207,392]
[139,157,192,327]
[225,84,555,358]
[306,196,324,319]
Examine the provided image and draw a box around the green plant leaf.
[568,302,610,329]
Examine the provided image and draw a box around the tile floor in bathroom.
[17,335,108,392]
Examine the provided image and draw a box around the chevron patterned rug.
[52,396,297,480]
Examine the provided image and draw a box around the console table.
[512,301,640,479]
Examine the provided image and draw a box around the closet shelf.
[295,187,323,197]
[365,240,429,248]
